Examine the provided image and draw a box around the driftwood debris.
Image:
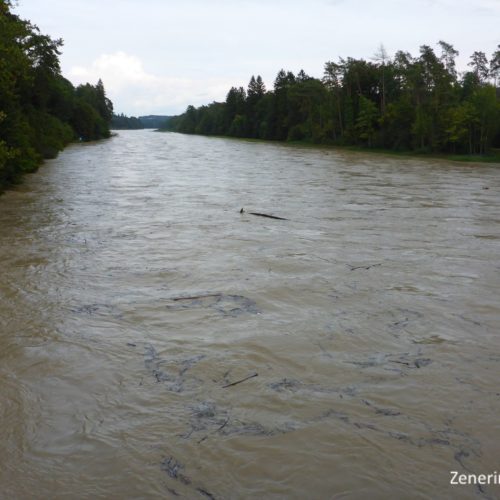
[197,417,230,444]
[347,263,382,271]
[197,488,217,500]
[222,372,258,388]
[240,208,288,220]
[168,293,260,317]
[172,293,222,302]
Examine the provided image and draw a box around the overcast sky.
[13,0,500,116]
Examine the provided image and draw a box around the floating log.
[240,208,288,220]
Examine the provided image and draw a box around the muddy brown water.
[0,130,499,499]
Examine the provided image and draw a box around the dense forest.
[111,114,172,130]
[165,43,500,156]
[0,0,113,191]
[111,113,144,130]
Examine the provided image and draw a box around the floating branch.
[240,208,288,220]
[222,372,258,388]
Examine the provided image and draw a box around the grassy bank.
[330,144,500,163]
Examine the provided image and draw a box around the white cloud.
[15,0,500,115]
[68,52,235,116]
[70,52,157,90]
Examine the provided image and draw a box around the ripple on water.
[0,130,499,499]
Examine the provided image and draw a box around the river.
[0,130,499,499]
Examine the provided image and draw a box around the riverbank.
[332,145,500,164]
[0,1,114,194]
[0,135,115,195]
[157,130,500,165]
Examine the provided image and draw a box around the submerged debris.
[191,401,218,419]
[346,351,433,373]
[197,488,217,500]
[143,344,205,392]
[181,401,230,440]
[414,358,432,368]
[346,263,382,271]
[161,456,191,484]
[268,378,302,393]
[140,338,475,496]
[363,399,401,417]
[167,293,259,317]
[172,294,222,302]
[197,417,230,444]
[160,456,218,499]
[71,303,117,315]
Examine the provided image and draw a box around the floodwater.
[0,130,499,499]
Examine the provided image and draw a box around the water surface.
[1,130,499,499]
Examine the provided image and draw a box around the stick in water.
[240,208,288,220]
[222,372,258,388]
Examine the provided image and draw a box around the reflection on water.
[0,130,499,499]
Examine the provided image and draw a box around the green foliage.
[71,99,109,141]
[355,96,379,147]
[111,113,144,129]
[0,1,113,191]
[165,40,500,158]
[29,109,74,158]
[75,80,113,126]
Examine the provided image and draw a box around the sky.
[13,0,500,117]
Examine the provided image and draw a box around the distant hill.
[111,114,172,130]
